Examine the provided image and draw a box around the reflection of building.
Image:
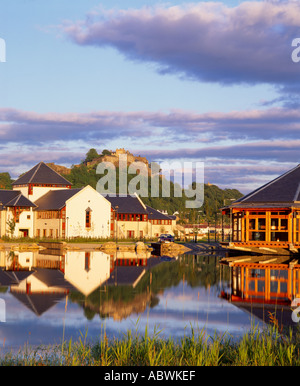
[64,250,110,296]
[0,247,176,320]
[220,255,300,329]
[222,164,300,255]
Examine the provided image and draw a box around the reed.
[1,323,300,366]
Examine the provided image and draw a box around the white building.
[0,190,37,238]
[0,162,177,240]
[0,162,111,239]
[34,185,111,239]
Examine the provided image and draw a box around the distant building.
[106,193,176,239]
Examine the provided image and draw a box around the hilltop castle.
[85,148,149,169]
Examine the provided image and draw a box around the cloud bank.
[62,1,300,92]
[1,106,299,193]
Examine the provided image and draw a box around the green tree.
[85,148,99,163]
[0,172,12,189]
[6,218,16,238]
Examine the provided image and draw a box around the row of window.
[246,211,289,216]
[115,213,171,225]
[37,211,61,219]
[116,214,148,221]
[248,218,288,231]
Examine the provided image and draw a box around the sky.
[1,0,300,194]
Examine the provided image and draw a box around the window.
[127,230,135,238]
[86,208,92,228]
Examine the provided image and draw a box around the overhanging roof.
[0,190,36,208]
[224,164,300,210]
[236,164,300,204]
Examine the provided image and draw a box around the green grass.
[1,324,300,366]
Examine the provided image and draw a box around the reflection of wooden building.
[221,255,300,305]
[220,255,300,329]
[222,165,300,255]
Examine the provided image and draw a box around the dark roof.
[11,291,68,316]
[106,194,148,214]
[33,268,75,289]
[34,188,82,211]
[0,190,36,208]
[0,269,33,286]
[145,205,172,220]
[12,162,72,186]
[104,266,146,287]
[231,164,300,207]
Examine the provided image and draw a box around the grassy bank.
[1,325,300,366]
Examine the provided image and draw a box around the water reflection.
[220,255,300,331]
[0,247,297,351]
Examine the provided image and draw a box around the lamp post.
[66,217,69,240]
[115,206,119,243]
[150,212,153,240]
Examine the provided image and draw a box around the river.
[0,246,294,352]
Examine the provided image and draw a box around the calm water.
[0,246,288,352]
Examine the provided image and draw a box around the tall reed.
[1,323,300,366]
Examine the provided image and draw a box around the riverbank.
[0,240,192,255]
[0,325,299,366]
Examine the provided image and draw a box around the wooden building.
[222,164,300,255]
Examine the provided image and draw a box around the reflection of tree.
[68,254,230,322]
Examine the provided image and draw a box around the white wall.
[15,185,70,202]
[65,186,111,238]
[6,207,34,238]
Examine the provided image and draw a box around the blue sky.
[1,0,300,194]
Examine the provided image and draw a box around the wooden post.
[266,211,270,242]
[265,267,270,301]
